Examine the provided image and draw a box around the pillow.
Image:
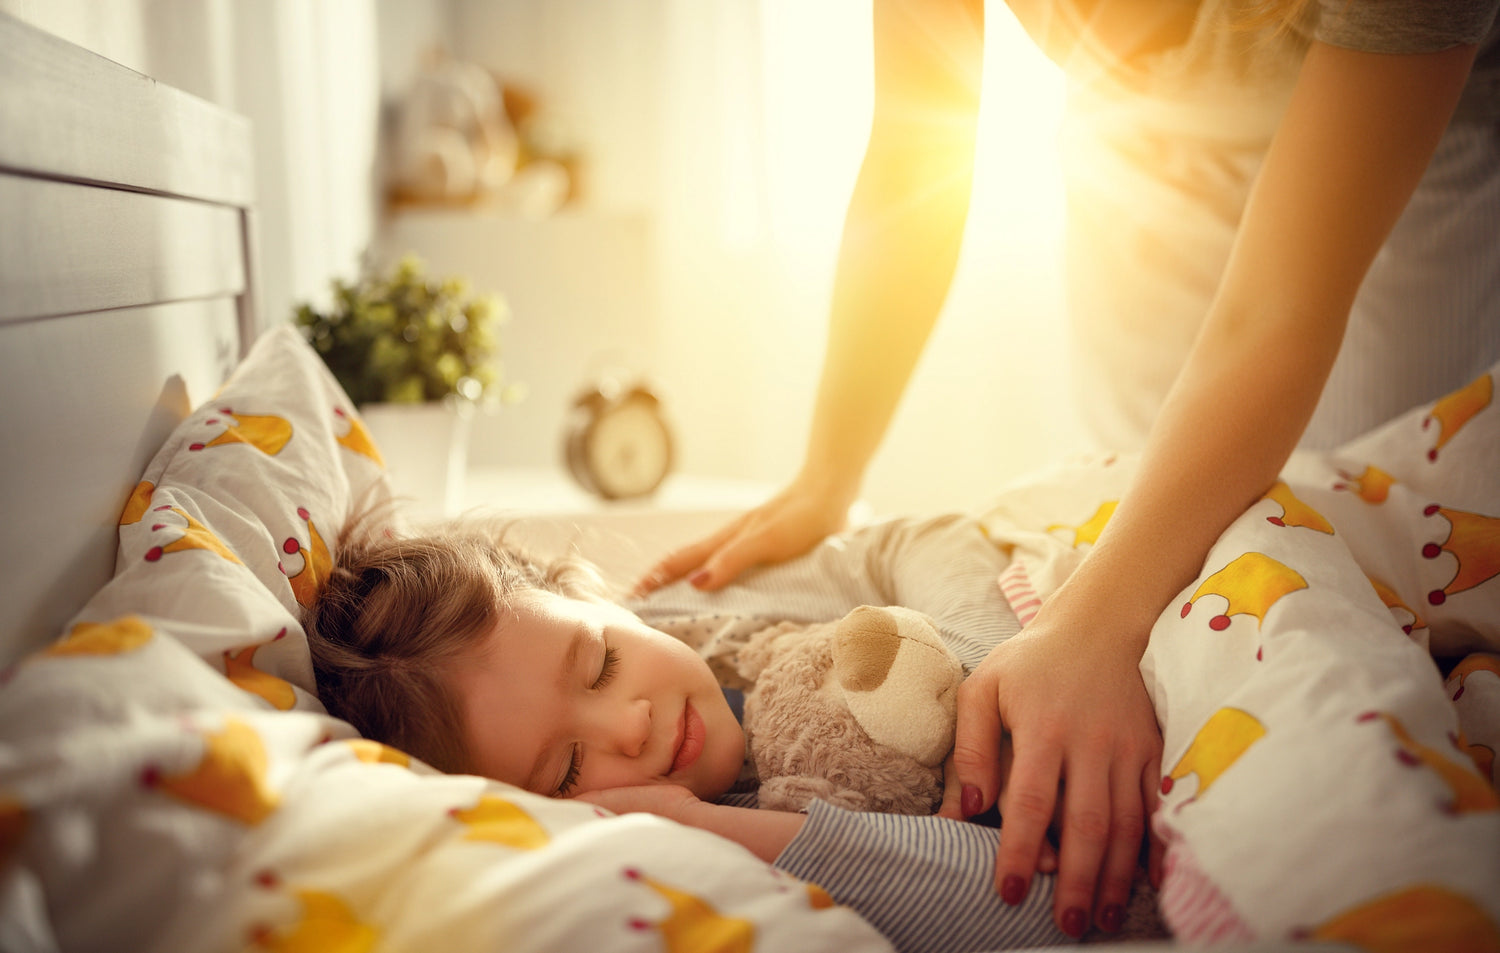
[97,322,391,709]
[0,324,894,953]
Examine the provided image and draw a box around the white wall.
[374,0,1087,517]
[372,0,668,480]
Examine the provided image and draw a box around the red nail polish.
[1100,904,1124,933]
[960,784,981,817]
[1001,875,1026,905]
[689,570,710,588]
[1062,907,1088,938]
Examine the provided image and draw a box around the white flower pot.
[358,401,474,521]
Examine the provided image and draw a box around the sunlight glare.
[968,3,1067,250]
[759,0,1066,265]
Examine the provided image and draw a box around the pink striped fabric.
[997,561,1043,626]
[1159,843,1255,943]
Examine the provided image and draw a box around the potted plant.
[295,255,515,517]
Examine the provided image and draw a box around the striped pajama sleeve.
[774,800,1073,953]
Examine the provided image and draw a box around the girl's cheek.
[584,759,650,793]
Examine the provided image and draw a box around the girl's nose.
[590,696,651,758]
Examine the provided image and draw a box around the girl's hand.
[633,476,855,595]
[948,603,1162,939]
[576,783,701,824]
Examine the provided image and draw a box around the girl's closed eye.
[554,646,622,796]
[594,645,619,688]
[556,744,583,797]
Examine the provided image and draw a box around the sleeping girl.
[304,530,748,802]
[304,513,1085,950]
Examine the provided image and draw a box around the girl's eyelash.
[557,745,582,797]
[556,646,620,796]
[593,646,620,689]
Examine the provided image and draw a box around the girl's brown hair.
[305,508,607,774]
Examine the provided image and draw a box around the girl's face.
[451,590,745,801]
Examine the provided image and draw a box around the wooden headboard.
[0,14,257,664]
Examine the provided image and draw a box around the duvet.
[982,367,1500,947]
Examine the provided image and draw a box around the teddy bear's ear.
[834,606,902,693]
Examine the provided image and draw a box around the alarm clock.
[564,381,674,500]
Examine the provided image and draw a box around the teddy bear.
[734,605,965,815]
[390,52,519,204]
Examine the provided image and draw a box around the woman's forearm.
[1054,305,1340,646]
[800,0,984,495]
[1048,41,1480,643]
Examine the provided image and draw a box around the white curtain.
[226,0,381,334]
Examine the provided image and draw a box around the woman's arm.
[634,0,984,595]
[799,0,985,513]
[950,38,1481,938]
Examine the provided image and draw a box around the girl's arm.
[779,800,1070,952]
[679,800,806,863]
[583,787,1072,950]
[951,38,1481,937]
[579,785,805,862]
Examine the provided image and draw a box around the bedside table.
[461,465,778,585]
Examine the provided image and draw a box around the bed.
[2,13,1496,953]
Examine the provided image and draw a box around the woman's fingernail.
[1062,907,1088,938]
[960,785,981,817]
[689,570,710,588]
[1001,875,1026,905]
[1100,904,1124,933]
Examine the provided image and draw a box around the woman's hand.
[945,601,1163,939]
[633,475,856,595]
[937,745,1060,874]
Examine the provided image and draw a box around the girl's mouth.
[670,700,705,775]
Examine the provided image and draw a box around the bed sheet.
[977,366,1500,948]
